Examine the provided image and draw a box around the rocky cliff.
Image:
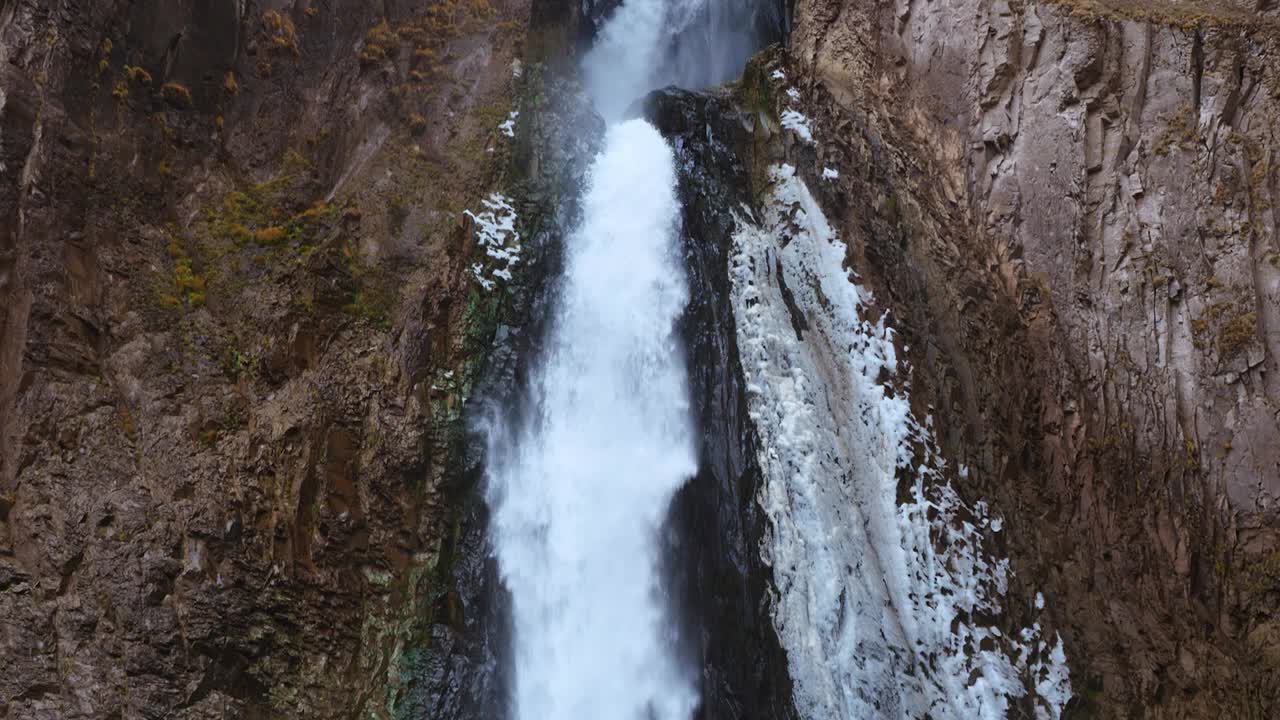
[773,0,1280,714]
[2,0,1279,718]
[0,0,534,716]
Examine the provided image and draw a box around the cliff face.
[4,0,1280,717]
[777,0,1280,714]
[0,0,531,716]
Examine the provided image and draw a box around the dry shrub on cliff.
[205,171,336,256]
[1218,312,1257,359]
[124,64,152,85]
[1053,0,1274,30]
[292,202,333,224]
[223,70,239,96]
[254,226,288,245]
[96,39,112,75]
[161,82,193,108]
[263,10,300,55]
[167,238,207,308]
[1152,112,1197,155]
[359,20,397,65]
[116,405,137,440]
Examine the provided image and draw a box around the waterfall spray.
[484,1,706,717]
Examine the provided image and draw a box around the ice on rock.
[465,193,521,291]
[780,110,815,144]
[499,110,519,138]
[729,163,1071,720]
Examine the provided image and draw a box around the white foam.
[582,0,669,120]
[485,120,698,720]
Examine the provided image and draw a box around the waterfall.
[484,1,719,717]
[486,119,697,720]
[584,0,772,121]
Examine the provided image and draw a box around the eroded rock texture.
[776,0,1280,714]
[0,0,534,716]
[3,0,1279,716]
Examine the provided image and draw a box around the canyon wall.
[0,0,534,716]
[2,0,1279,717]
[774,0,1280,714]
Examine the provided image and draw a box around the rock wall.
[5,0,1279,716]
[0,0,532,716]
[776,0,1280,715]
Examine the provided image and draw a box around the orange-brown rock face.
[0,0,533,716]
[777,0,1280,715]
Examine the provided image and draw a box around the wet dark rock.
[644,87,797,720]
[0,0,534,716]
[424,76,606,720]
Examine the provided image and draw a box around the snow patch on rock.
[465,193,521,291]
[499,110,519,138]
[780,110,814,144]
[729,163,1071,720]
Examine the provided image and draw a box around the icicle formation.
[729,164,1072,720]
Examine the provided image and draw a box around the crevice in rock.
[1192,29,1205,118]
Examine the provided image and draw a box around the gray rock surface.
[780,0,1280,714]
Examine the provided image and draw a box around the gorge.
[1,0,1279,718]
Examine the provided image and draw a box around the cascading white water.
[584,0,767,121]
[487,119,697,719]
[485,1,707,717]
